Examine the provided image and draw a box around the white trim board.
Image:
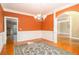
[54,11,57,43]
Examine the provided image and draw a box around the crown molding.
[1,3,78,19]
[55,3,78,12]
[1,4,35,17]
[4,8,35,17]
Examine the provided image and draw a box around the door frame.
[4,16,18,44]
[54,11,57,43]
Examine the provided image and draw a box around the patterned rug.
[14,42,73,55]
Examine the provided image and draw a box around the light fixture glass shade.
[35,14,43,21]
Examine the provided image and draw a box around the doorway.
[57,14,71,48]
[4,16,18,54]
[57,14,71,38]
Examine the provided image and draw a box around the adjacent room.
[0,3,79,55]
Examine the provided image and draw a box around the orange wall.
[56,4,79,17]
[42,14,54,31]
[3,11,42,31]
[0,4,3,32]
[3,11,54,31]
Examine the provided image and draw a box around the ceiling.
[1,3,77,16]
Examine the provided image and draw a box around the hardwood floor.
[57,34,79,54]
[1,36,79,55]
[1,39,14,55]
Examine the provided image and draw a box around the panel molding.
[17,31,54,42]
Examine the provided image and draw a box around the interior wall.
[71,13,79,38]
[0,4,4,53]
[3,11,43,42]
[0,5,3,32]
[3,11,42,31]
[42,14,54,41]
[3,11,54,31]
[64,12,79,38]
[3,11,54,42]
[42,14,54,31]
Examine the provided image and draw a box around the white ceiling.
[1,3,77,16]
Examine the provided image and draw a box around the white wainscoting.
[17,31,42,41]
[17,31,54,42]
[42,31,54,41]
[2,32,7,45]
[0,32,4,53]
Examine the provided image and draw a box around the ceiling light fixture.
[34,3,44,22]
[35,13,43,21]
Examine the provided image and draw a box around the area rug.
[14,42,73,55]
